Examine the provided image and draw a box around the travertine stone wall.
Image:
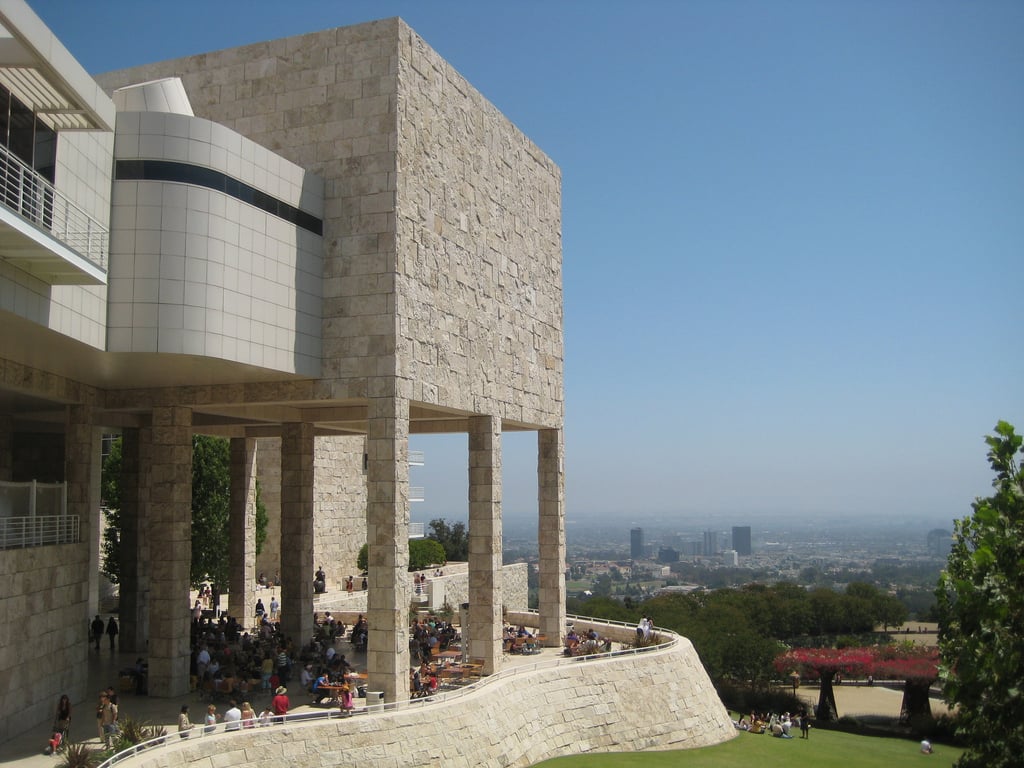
[538,428,566,643]
[254,434,367,594]
[312,434,367,590]
[148,405,193,697]
[0,543,89,745]
[467,415,502,673]
[280,423,315,646]
[395,24,563,427]
[96,18,564,430]
[106,635,733,768]
[228,438,258,627]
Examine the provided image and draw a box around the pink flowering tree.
[774,647,874,721]
[870,645,939,724]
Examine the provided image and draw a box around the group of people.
[564,626,610,656]
[90,615,119,650]
[410,616,458,662]
[177,694,287,736]
[736,709,810,739]
[254,595,280,623]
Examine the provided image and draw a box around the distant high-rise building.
[630,527,644,560]
[703,530,719,557]
[732,526,752,556]
[657,547,679,564]
[927,529,952,558]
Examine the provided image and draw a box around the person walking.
[106,617,119,651]
[177,705,193,739]
[91,615,104,650]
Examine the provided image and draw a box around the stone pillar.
[0,414,12,480]
[229,437,258,627]
[280,423,314,646]
[468,414,502,674]
[119,427,152,653]
[537,428,565,645]
[148,406,192,697]
[66,405,102,618]
[366,392,410,703]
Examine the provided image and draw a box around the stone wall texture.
[0,543,90,744]
[96,16,563,430]
[101,633,733,768]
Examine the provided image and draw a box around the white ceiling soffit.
[0,0,114,131]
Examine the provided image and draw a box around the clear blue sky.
[32,0,1023,528]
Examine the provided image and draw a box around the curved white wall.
[107,633,734,768]
[107,110,324,376]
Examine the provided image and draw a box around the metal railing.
[0,514,80,549]
[94,613,677,768]
[0,142,109,273]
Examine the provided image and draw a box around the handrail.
[0,141,109,273]
[0,515,79,549]
[94,613,677,768]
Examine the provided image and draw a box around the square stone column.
[0,415,12,480]
[537,428,565,644]
[468,414,502,674]
[147,406,192,697]
[65,405,102,617]
[366,392,410,703]
[119,427,152,653]
[229,437,258,627]
[280,423,314,645]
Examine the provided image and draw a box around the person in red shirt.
[272,686,289,723]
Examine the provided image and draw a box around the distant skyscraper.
[732,526,752,556]
[630,527,644,560]
[927,529,952,558]
[703,530,719,557]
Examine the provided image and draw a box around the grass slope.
[532,728,962,767]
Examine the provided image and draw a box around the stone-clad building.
[0,0,564,734]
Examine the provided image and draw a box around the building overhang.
[0,202,106,284]
[0,0,115,132]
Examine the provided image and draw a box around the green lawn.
[532,728,962,767]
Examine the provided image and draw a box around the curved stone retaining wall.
[111,633,734,768]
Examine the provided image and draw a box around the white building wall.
[106,111,323,373]
[0,129,114,349]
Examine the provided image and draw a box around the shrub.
[60,743,100,768]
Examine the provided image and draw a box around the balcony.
[0,479,79,549]
[0,142,108,284]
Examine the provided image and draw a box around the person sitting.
[312,671,330,703]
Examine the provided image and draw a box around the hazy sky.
[32,0,1023,527]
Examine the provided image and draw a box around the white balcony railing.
[0,515,80,549]
[0,142,108,273]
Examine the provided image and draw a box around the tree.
[190,435,230,589]
[427,518,468,561]
[937,421,1024,768]
[100,438,123,584]
[775,646,874,720]
[871,644,939,724]
[356,539,447,573]
[101,435,268,590]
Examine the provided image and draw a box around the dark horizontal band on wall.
[115,159,323,236]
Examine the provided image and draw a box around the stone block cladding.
[396,26,563,427]
[254,434,367,593]
[98,635,733,768]
[96,18,563,430]
[0,543,90,744]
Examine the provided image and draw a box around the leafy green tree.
[190,435,230,589]
[356,538,447,573]
[427,518,468,561]
[937,421,1024,768]
[100,437,123,583]
[409,538,446,571]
